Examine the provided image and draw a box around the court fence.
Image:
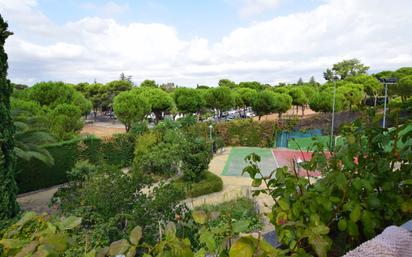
[275,129,322,148]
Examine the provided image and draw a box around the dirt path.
[81,122,126,138]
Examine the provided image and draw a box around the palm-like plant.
[12,109,56,166]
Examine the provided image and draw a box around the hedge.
[173,171,223,198]
[186,119,278,147]
[16,133,135,193]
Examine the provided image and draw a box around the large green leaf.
[108,239,130,255]
[199,229,216,251]
[59,216,82,230]
[350,204,361,222]
[229,237,254,257]
[192,210,208,225]
[129,226,142,245]
[308,234,331,257]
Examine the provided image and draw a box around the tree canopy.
[140,88,174,122]
[113,90,151,131]
[324,59,369,81]
[173,88,204,114]
[252,90,277,119]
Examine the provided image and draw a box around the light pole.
[209,124,213,155]
[378,78,397,128]
[330,76,338,150]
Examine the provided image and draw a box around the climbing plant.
[0,14,18,219]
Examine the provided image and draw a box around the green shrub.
[182,137,211,182]
[67,160,97,182]
[16,134,135,193]
[195,197,262,234]
[174,171,223,198]
[186,119,278,147]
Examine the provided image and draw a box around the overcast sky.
[1,0,411,87]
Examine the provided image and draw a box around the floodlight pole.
[330,76,338,150]
[379,78,397,129]
[382,81,388,128]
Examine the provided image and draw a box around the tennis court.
[222,147,324,178]
[222,147,278,177]
[287,135,345,151]
[272,149,324,177]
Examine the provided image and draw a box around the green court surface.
[222,147,277,177]
[287,136,345,150]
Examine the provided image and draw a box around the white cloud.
[238,0,282,17]
[1,0,412,86]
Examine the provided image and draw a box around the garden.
[1,14,412,257]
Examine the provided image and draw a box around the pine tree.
[0,15,18,219]
[309,76,316,84]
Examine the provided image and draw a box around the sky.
[0,0,411,87]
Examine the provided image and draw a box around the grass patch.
[173,171,223,198]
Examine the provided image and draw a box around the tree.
[100,80,133,112]
[297,77,304,85]
[397,75,412,101]
[49,104,83,140]
[85,83,105,119]
[140,88,174,122]
[182,137,210,182]
[236,88,257,109]
[347,75,382,106]
[288,88,308,116]
[301,85,316,101]
[173,88,204,115]
[72,91,92,118]
[140,79,158,88]
[0,15,18,219]
[218,79,237,88]
[395,67,412,78]
[309,90,345,113]
[30,81,77,107]
[204,87,234,117]
[309,76,318,85]
[273,93,292,118]
[119,72,133,83]
[160,82,176,92]
[324,59,369,81]
[336,83,364,110]
[252,90,277,120]
[113,90,151,131]
[239,81,265,91]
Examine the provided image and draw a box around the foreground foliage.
[243,113,412,256]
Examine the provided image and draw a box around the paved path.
[17,185,61,214]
